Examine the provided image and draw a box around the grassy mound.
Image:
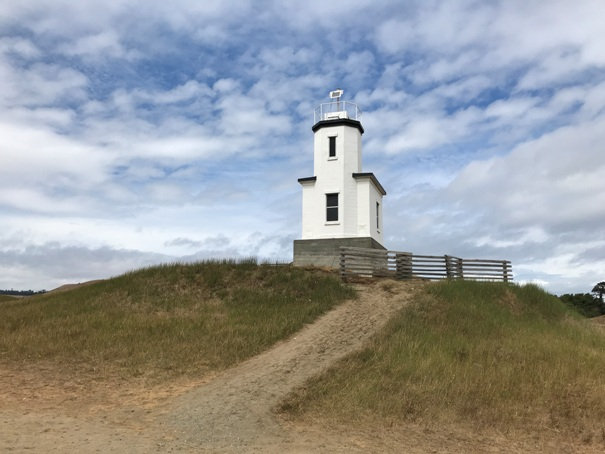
[0,295,19,303]
[280,280,605,442]
[0,260,354,380]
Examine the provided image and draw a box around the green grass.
[0,260,354,381]
[0,295,19,303]
[280,280,605,441]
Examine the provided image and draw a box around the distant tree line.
[0,289,47,296]
[559,281,605,318]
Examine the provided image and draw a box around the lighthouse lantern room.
[293,90,386,268]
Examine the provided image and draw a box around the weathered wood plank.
[340,247,512,282]
[465,259,511,263]
[462,263,512,269]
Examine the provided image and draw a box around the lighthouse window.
[326,193,338,221]
[328,136,336,157]
[376,202,380,229]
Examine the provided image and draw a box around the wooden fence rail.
[340,247,512,282]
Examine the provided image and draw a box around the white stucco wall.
[355,179,371,236]
[300,181,316,239]
[301,122,362,239]
[299,119,384,245]
[368,183,384,244]
[355,179,384,244]
[312,123,361,177]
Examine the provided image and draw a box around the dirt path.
[0,280,418,453]
[155,280,417,452]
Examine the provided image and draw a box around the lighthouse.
[293,90,386,267]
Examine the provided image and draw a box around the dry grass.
[0,260,354,382]
[0,294,19,303]
[280,280,605,445]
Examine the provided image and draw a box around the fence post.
[503,261,509,283]
[396,252,412,280]
[339,247,346,279]
[445,255,453,279]
[457,258,464,280]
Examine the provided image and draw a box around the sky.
[1,0,604,294]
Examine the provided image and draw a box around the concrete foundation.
[293,237,386,269]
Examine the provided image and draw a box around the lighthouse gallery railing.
[314,101,362,123]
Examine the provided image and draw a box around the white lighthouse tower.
[293,90,386,267]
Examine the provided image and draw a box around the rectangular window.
[326,193,338,222]
[376,202,380,229]
[328,136,336,157]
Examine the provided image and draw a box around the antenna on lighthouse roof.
[329,89,343,101]
[329,88,343,111]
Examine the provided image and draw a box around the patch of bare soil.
[1,280,601,453]
[591,315,605,326]
[0,361,204,453]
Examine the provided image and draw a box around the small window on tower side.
[328,136,336,158]
[376,202,380,229]
[326,193,338,222]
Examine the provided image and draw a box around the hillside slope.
[0,261,353,381]
[3,274,605,452]
[281,280,605,451]
[1,277,419,453]
[0,294,19,303]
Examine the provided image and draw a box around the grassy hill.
[0,294,19,303]
[280,280,605,444]
[3,264,605,446]
[0,260,354,381]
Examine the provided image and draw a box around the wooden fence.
[340,247,512,282]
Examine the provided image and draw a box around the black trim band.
[312,118,364,134]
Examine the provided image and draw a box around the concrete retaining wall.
[293,237,385,268]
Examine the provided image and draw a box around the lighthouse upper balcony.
[314,101,361,124]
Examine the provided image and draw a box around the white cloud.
[375,2,493,56]
[0,62,88,107]
[270,0,382,30]
[0,243,171,290]
[375,0,605,88]
[58,30,139,61]
[0,120,110,187]
[449,116,605,229]
[8,106,75,129]
[0,37,41,58]
[484,97,540,122]
[516,50,584,91]
[147,80,213,104]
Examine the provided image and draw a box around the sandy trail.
[1,280,417,453]
[156,280,416,452]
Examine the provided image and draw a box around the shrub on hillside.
[560,293,605,318]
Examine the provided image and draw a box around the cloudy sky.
[1,0,604,294]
